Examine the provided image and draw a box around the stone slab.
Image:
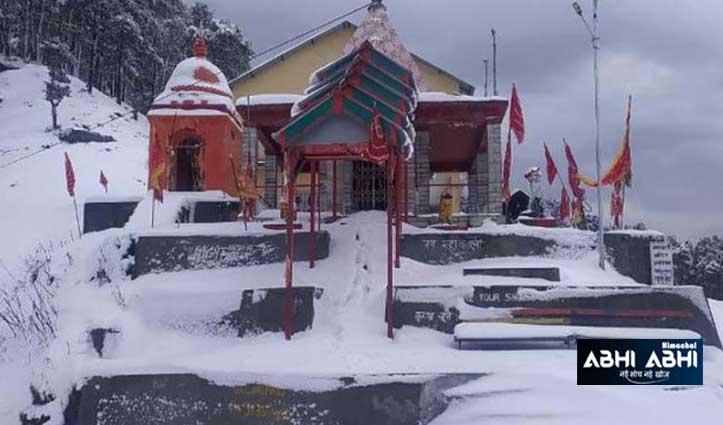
[392,285,721,348]
[400,232,558,265]
[462,267,561,281]
[83,201,140,233]
[133,231,330,278]
[64,373,482,425]
[224,287,323,337]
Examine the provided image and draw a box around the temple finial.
[368,0,386,12]
[193,38,208,58]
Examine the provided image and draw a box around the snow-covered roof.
[149,39,240,123]
[418,92,507,103]
[235,93,303,107]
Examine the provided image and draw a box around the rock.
[58,128,115,144]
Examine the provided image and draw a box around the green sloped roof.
[276,94,409,149]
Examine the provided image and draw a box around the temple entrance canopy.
[273,40,418,340]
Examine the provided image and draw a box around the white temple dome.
[150,38,238,118]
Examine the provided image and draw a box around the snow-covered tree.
[41,38,72,129]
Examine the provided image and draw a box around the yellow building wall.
[232,27,466,98]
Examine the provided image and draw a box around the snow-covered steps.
[132,231,330,278]
[391,285,722,348]
[58,373,482,425]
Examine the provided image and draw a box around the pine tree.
[41,38,72,129]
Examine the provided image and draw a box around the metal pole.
[491,28,498,96]
[72,196,82,238]
[483,58,489,97]
[592,0,605,269]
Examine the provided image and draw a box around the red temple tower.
[147,38,244,195]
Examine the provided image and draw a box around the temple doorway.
[175,139,203,191]
[352,160,387,211]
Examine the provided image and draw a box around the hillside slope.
[0,63,148,269]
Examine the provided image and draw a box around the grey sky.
[196,0,723,240]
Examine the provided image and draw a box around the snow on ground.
[2,63,723,425]
[0,62,147,424]
[0,210,715,424]
[0,63,148,271]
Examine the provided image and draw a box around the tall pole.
[574,0,605,269]
[592,0,605,269]
[483,58,489,97]
[491,28,498,96]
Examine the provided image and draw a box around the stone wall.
[485,123,503,214]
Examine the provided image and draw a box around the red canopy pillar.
[332,160,338,219]
[395,158,401,269]
[386,154,396,339]
[309,160,317,269]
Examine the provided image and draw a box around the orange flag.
[602,95,632,187]
[149,135,166,203]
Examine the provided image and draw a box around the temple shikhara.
[148,0,508,225]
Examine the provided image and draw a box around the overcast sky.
[196,0,723,240]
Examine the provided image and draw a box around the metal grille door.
[352,160,387,211]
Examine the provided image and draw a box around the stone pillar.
[485,123,503,214]
[341,160,353,215]
[319,161,339,211]
[413,131,431,215]
[405,155,416,216]
[264,154,279,208]
[466,159,480,214]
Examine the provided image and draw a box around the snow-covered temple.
[235,2,507,223]
[147,38,244,195]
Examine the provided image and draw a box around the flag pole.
[151,196,155,228]
[72,196,82,238]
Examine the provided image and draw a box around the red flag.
[509,84,525,144]
[501,133,512,202]
[564,142,585,199]
[149,135,166,203]
[610,181,624,229]
[64,152,76,197]
[99,170,108,193]
[560,187,570,221]
[544,143,558,185]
